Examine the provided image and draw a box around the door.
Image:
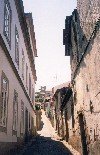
[79,113,88,155]
[65,111,69,142]
[25,108,28,142]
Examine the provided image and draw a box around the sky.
[23,0,77,91]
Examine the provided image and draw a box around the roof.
[52,82,70,94]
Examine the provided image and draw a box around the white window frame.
[13,90,18,132]
[20,100,24,134]
[4,0,11,46]
[15,26,19,66]
[22,50,25,80]
[0,72,9,128]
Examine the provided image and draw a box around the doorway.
[25,108,28,142]
[79,113,88,155]
[65,110,69,142]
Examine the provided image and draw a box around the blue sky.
[23,0,77,91]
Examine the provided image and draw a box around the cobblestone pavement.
[18,136,73,155]
[14,110,80,155]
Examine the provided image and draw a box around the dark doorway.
[71,101,75,129]
[79,113,88,155]
[25,108,28,142]
[65,111,69,142]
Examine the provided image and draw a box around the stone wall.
[68,1,100,154]
[73,14,100,155]
[77,0,100,40]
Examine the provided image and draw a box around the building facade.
[63,0,100,154]
[0,0,37,153]
[52,83,73,141]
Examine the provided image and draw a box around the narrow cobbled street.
[15,110,79,155]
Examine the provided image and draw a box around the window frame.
[12,89,18,136]
[0,72,9,133]
[32,87,34,104]
[15,26,19,67]
[29,112,31,130]
[20,100,24,135]
[22,50,25,80]
[4,0,12,47]
[29,73,31,97]
[26,64,28,90]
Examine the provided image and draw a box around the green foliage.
[35,98,39,102]
[35,95,40,98]
[35,92,44,103]
[39,98,43,103]
[35,104,41,110]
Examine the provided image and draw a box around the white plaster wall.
[0,0,35,103]
[0,44,35,142]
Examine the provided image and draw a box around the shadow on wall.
[70,9,100,79]
[68,134,82,154]
[35,109,42,131]
[37,120,44,131]
[89,140,100,155]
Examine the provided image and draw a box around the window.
[13,90,18,135]
[29,112,30,130]
[22,50,25,79]
[4,0,11,46]
[15,26,19,66]
[32,87,34,104]
[26,64,28,89]
[29,74,31,97]
[0,72,9,131]
[20,100,24,134]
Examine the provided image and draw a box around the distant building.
[0,0,37,153]
[43,90,53,117]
